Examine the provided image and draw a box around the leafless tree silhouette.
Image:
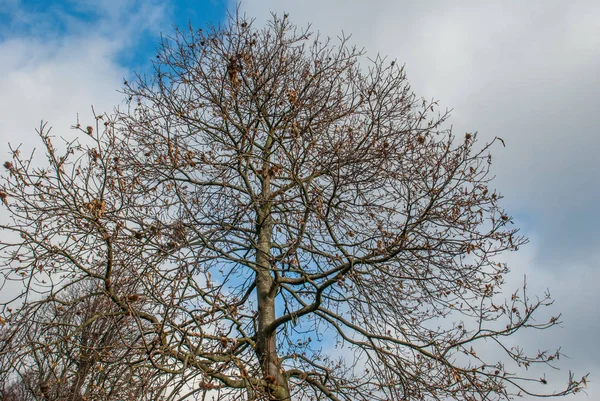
[0,12,586,401]
[0,282,162,400]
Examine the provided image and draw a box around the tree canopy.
[0,12,586,401]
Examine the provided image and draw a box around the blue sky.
[0,0,228,72]
[1,1,599,399]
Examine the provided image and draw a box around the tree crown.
[0,12,586,401]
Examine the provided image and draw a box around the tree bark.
[254,156,290,400]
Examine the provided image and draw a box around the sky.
[1,0,598,399]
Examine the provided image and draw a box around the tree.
[0,282,160,400]
[0,12,586,401]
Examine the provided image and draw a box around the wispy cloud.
[0,0,169,151]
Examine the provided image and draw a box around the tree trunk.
[254,163,290,400]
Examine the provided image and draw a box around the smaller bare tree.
[0,281,163,401]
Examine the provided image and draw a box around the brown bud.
[127,294,139,302]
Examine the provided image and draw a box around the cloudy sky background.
[1,0,598,398]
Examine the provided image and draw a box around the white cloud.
[0,0,167,156]
[0,37,123,148]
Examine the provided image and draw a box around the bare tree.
[0,281,162,401]
[0,378,34,401]
[0,12,587,401]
